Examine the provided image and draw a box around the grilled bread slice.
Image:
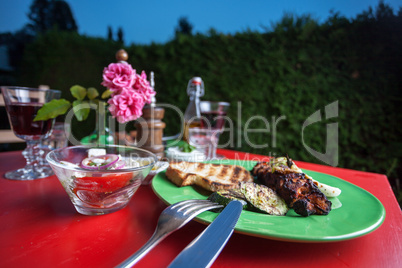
[165,161,253,192]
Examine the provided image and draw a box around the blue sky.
[1,0,401,45]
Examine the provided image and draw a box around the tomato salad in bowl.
[47,145,157,215]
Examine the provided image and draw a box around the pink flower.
[108,89,145,123]
[101,62,136,92]
[133,71,156,104]
[102,61,157,123]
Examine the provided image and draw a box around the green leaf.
[179,142,196,153]
[101,89,113,99]
[33,99,71,121]
[87,87,99,100]
[70,85,87,101]
[72,100,90,121]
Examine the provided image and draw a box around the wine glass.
[199,101,230,130]
[1,86,61,180]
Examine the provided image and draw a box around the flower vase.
[81,101,115,146]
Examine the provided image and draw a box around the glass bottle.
[80,101,115,146]
[183,77,204,141]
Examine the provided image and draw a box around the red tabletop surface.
[0,149,401,268]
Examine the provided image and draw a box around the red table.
[0,149,401,268]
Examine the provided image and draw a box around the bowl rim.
[46,144,158,173]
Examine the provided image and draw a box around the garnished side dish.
[59,149,143,207]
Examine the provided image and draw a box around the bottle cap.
[187,77,204,97]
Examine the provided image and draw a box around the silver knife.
[168,200,243,268]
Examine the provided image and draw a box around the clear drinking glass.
[188,127,223,160]
[39,122,70,166]
[198,101,230,159]
[1,86,61,180]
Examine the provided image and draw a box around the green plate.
[151,160,386,242]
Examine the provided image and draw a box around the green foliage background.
[16,9,402,181]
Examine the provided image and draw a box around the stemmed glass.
[1,86,61,180]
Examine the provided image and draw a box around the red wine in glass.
[6,102,53,136]
[1,86,61,180]
[200,111,226,129]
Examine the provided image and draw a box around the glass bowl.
[47,145,157,215]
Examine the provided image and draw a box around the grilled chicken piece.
[251,161,331,217]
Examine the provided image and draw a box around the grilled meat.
[251,160,331,217]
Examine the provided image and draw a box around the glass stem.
[22,140,42,171]
[97,101,106,146]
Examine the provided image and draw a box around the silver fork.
[116,199,223,268]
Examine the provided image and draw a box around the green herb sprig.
[178,142,196,153]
